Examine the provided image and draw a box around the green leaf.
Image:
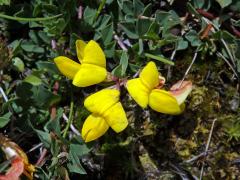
[12,57,24,72]
[0,0,10,5]
[84,7,97,26]
[38,31,51,44]
[2,98,17,112]
[155,10,181,35]
[42,18,66,37]
[21,41,44,53]
[119,22,139,39]
[0,112,12,128]
[35,129,51,148]
[129,63,140,73]
[215,0,232,8]
[176,38,189,50]
[185,30,202,47]
[16,83,61,109]
[104,41,116,58]
[192,0,208,9]
[112,51,129,77]
[45,108,63,137]
[122,1,134,16]
[142,3,152,16]
[133,0,144,16]
[31,86,61,108]
[36,61,59,74]
[69,144,90,157]
[29,30,39,44]
[9,40,22,56]
[96,15,112,30]
[24,75,42,86]
[101,23,113,45]
[137,19,152,37]
[67,144,88,174]
[144,53,174,65]
[144,22,160,40]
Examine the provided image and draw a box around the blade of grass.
[145,53,175,65]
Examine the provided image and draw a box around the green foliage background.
[0,0,240,179]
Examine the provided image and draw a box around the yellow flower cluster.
[82,89,128,142]
[54,40,106,87]
[126,61,192,115]
[54,40,192,142]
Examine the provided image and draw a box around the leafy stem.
[0,13,62,22]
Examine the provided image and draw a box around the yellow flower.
[126,61,192,115]
[81,89,128,142]
[54,40,107,87]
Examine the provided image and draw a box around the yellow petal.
[54,56,81,79]
[126,78,149,108]
[149,89,182,115]
[81,114,109,142]
[76,40,87,62]
[140,61,159,90]
[72,64,107,87]
[84,89,120,114]
[170,81,192,105]
[103,102,128,133]
[82,40,106,68]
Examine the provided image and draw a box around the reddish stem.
[50,81,59,120]
[201,23,213,39]
[196,9,215,20]
[231,25,240,38]
[35,149,47,167]
[115,79,121,90]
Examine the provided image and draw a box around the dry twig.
[199,118,217,180]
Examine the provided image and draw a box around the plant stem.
[63,99,74,138]
[167,49,177,80]
[200,118,217,180]
[114,34,128,51]
[62,113,80,136]
[95,0,107,21]
[0,13,62,22]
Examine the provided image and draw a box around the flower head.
[126,61,192,115]
[54,40,107,87]
[81,89,128,142]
